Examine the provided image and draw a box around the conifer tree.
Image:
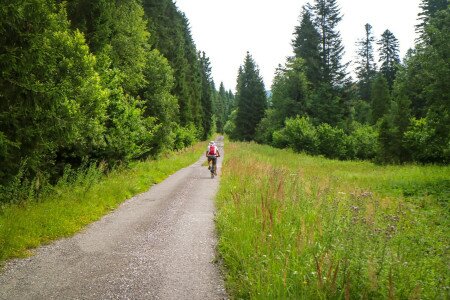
[65,0,150,94]
[355,24,377,101]
[371,75,391,124]
[292,4,321,86]
[234,52,267,141]
[270,58,310,123]
[416,0,449,43]
[378,94,412,163]
[312,0,348,86]
[215,82,228,133]
[377,30,400,89]
[0,0,107,182]
[142,0,203,130]
[199,51,213,139]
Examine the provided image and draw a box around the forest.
[225,0,449,165]
[0,0,234,203]
[0,0,449,203]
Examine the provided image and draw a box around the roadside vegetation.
[216,142,449,299]
[0,142,204,263]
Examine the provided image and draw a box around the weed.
[216,142,449,299]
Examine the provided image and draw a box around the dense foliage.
[249,0,449,164]
[0,0,232,203]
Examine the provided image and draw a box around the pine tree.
[371,75,391,123]
[271,58,310,123]
[292,4,321,86]
[416,0,449,44]
[199,51,213,139]
[377,30,400,89]
[378,94,412,163]
[355,24,377,101]
[0,1,107,182]
[312,0,348,86]
[234,52,267,141]
[215,82,228,133]
[65,0,150,94]
[142,0,203,129]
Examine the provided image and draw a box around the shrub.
[316,123,348,159]
[404,117,450,163]
[273,116,318,154]
[255,109,283,145]
[349,122,379,160]
[173,124,198,150]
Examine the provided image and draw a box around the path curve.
[0,138,227,300]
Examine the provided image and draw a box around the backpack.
[208,145,216,155]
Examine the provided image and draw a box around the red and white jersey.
[207,145,218,155]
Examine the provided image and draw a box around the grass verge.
[216,142,449,299]
[0,142,204,263]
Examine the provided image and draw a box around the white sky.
[175,0,421,91]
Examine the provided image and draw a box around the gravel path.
[0,139,227,300]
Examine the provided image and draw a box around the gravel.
[0,140,227,300]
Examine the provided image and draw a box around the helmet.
[209,141,215,145]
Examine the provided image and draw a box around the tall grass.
[0,142,205,262]
[216,142,449,299]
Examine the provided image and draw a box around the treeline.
[0,0,233,202]
[226,0,449,164]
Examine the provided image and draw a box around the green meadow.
[0,142,204,263]
[216,142,449,299]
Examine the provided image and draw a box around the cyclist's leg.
[208,156,214,170]
[213,157,217,174]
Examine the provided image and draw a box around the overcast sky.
[175,0,421,91]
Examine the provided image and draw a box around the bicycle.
[207,155,218,179]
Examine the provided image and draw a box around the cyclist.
[206,141,220,175]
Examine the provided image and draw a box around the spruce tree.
[65,0,150,94]
[271,58,310,123]
[355,24,377,101]
[234,52,267,141]
[371,75,391,124]
[215,82,228,133]
[312,0,348,86]
[142,0,203,129]
[378,94,412,163]
[199,51,213,139]
[0,0,107,182]
[292,4,321,86]
[377,30,400,89]
[416,0,449,44]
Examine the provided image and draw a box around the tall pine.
[378,30,400,89]
[371,75,391,124]
[198,51,213,139]
[142,0,203,129]
[416,0,449,44]
[312,0,348,86]
[355,24,377,101]
[292,4,321,86]
[234,52,267,141]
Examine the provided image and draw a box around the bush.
[404,117,450,163]
[173,124,198,150]
[224,110,237,140]
[255,109,283,145]
[273,116,318,154]
[316,123,348,159]
[349,122,379,160]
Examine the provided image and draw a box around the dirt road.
[0,139,226,299]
